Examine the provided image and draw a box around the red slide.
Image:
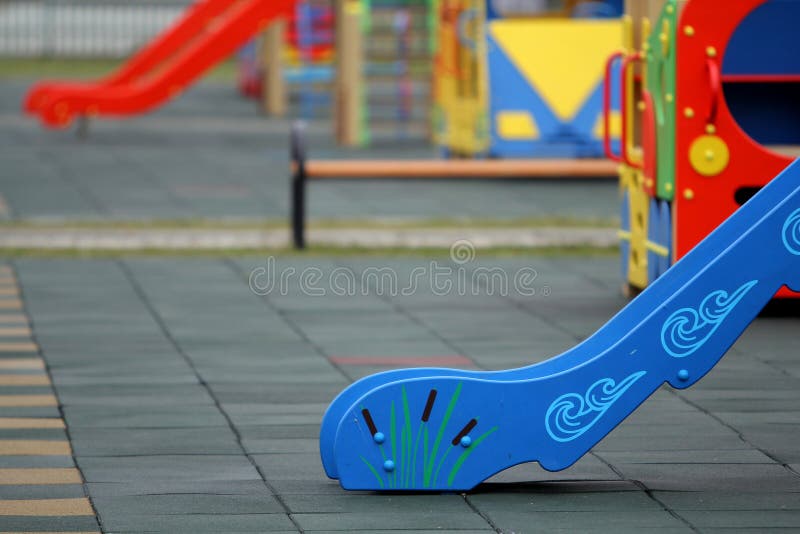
[24,0,295,128]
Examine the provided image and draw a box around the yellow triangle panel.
[497,111,539,140]
[489,20,623,121]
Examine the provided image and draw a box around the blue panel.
[321,158,800,489]
[572,0,624,18]
[486,33,620,158]
[723,0,800,75]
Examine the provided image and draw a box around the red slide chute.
[24,0,295,128]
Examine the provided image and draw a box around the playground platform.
[0,77,799,532]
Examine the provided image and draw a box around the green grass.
[0,215,618,231]
[0,58,239,81]
[0,244,618,259]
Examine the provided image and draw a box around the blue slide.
[320,159,800,490]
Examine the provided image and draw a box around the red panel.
[25,0,296,128]
[674,0,793,260]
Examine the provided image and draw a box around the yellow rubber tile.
[0,288,19,297]
[0,396,58,407]
[0,498,93,516]
[0,375,50,386]
[0,342,37,352]
[0,468,81,485]
[0,317,28,327]
[0,359,44,370]
[0,327,31,337]
[0,440,71,455]
[0,418,64,429]
[0,301,21,311]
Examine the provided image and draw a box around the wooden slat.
[298,159,618,179]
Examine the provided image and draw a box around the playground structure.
[433,0,626,158]
[332,0,436,145]
[23,0,296,128]
[238,0,335,118]
[288,123,616,248]
[319,154,800,491]
[23,0,433,146]
[244,0,437,144]
[611,0,800,295]
[241,0,434,144]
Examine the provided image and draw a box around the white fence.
[0,0,192,57]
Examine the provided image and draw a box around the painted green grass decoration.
[358,383,498,489]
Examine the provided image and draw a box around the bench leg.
[291,166,306,250]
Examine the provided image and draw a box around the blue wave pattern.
[661,280,759,358]
[782,208,800,255]
[545,371,647,443]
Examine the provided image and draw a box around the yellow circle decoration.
[689,135,729,176]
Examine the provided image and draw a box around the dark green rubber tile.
[477,510,687,532]
[613,463,800,492]
[69,427,240,456]
[63,405,229,428]
[653,491,800,511]
[100,513,296,532]
[282,493,474,514]
[0,455,76,468]
[469,491,662,513]
[0,515,100,531]
[91,494,284,516]
[77,455,261,483]
[0,484,86,499]
[678,510,800,529]
[293,511,491,531]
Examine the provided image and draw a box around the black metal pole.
[290,121,307,250]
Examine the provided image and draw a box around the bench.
[289,123,618,249]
